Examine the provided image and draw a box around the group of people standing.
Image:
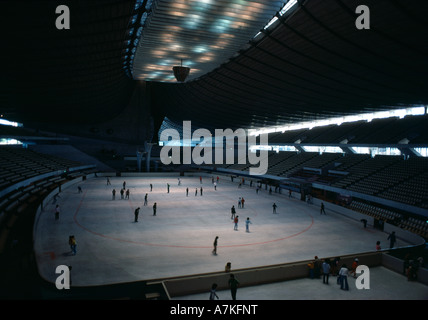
[230,200,252,232]
[111,187,130,200]
[113,177,225,223]
[110,179,159,220]
[209,273,240,300]
[230,216,252,232]
[308,256,360,291]
[134,202,157,222]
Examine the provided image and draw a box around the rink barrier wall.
[382,253,428,286]
[152,250,427,298]
[149,252,383,298]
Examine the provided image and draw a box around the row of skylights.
[123,0,154,78]
[0,116,23,145]
[253,0,298,40]
[247,107,428,157]
[249,145,428,158]
[0,138,23,146]
[0,118,21,128]
[248,106,427,137]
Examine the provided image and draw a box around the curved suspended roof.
[1,0,428,142]
[131,0,286,82]
[149,0,428,131]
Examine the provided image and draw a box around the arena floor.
[33,175,423,296]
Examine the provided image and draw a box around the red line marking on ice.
[73,190,314,249]
[43,251,56,260]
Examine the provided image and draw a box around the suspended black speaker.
[172,60,190,82]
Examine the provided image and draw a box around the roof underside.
[132,0,285,82]
[151,0,428,131]
[1,0,428,138]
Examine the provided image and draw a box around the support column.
[136,150,143,172]
[144,141,155,172]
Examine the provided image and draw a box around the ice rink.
[34,175,414,288]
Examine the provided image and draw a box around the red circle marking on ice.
[73,190,314,249]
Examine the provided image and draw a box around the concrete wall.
[382,253,428,286]
[312,182,428,218]
[309,197,426,247]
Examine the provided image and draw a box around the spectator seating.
[0,146,83,191]
[349,200,428,239]
[0,146,95,254]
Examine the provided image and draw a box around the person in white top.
[339,264,349,290]
[209,283,219,300]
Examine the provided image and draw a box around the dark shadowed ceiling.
[1,0,136,125]
[1,0,428,141]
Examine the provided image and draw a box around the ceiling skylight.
[248,107,427,136]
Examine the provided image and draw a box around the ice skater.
[212,236,219,255]
[320,202,326,215]
[225,262,231,273]
[387,231,396,248]
[245,217,252,233]
[376,241,381,251]
[272,202,277,214]
[134,207,140,222]
[144,193,148,206]
[68,235,77,255]
[153,202,157,216]
[231,205,236,220]
[234,216,239,230]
